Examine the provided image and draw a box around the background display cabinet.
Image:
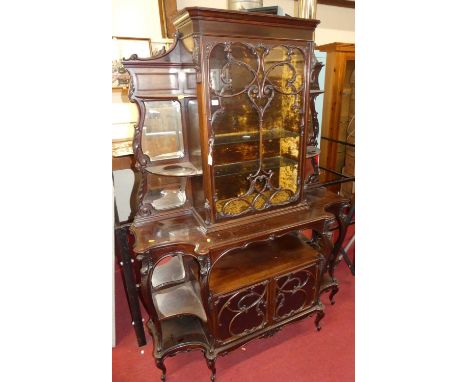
[123,7,350,381]
[315,43,355,196]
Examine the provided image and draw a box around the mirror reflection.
[142,100,184,161]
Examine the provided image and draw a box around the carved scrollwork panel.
[273,265,319,322]
[213,281,268,344]
[205,41,308,219]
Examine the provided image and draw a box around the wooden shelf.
[152,279,207,322]
[146,161,202,177]
[132,188,348,254]
[209,234,321,295]
[159,315,208,351]
[214,156,298,178]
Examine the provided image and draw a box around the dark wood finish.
[120,8,352,381]
[173,7,320,41]
[209,234,321,295]
[131,188,343,255]
[317,0,355,9]
[112,154,135,171]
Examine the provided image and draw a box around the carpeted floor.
[113,232,355,382]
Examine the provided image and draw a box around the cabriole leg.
[156,358,167,381]
[329,285,339,305]
[314,310,325,331]
[205,357,216,381]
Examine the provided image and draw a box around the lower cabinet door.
[213,280,269,344]
[272,264,320,322]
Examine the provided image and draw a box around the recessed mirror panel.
[142,100,184,161]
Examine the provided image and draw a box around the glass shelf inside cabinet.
[214,156,298,178]
[214,129,298,146]
[208,43,305,218]
[142,100,184,161]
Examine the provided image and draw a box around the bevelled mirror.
[142,100,184,161]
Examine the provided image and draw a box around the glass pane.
[144,173,187,211]
[318,59,355,196]
[142,100,184,161]
[186,99,202,171]
[208,42,305,218]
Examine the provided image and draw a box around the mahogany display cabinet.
[122,7,350,381]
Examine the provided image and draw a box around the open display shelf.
[210,234,322,295]
[122,8,351,381]
[157,315,209,351]
[151,254,186,288]
[152,279,207,322]
[147,161,202,177]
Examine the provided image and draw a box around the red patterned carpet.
[112,234,355,382]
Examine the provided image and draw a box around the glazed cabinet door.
[212,280,269,345]
[202,38,311,222]
[272,264,320,322]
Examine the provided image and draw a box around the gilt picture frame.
[112,36,152,89]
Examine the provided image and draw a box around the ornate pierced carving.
[209,42,304,120]
[197,255,211,276]
[128,74,135,99]
[132,121,151,169]
[217,167,298,218]
[135,169,155,218]
[310,52,324,92]
[205,42,215,60]
[207,42,306,218]
[193,36,202,83]
[138,203,156,218]
[140,256,156,276]
[305,52,324,185]
[151,46,166,58]
[274,268,314,321]
[216,281,268,339]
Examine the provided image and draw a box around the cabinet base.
[147,303,324,381]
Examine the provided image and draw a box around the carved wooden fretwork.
[219,168,297,217]
[208,42,306,218]
[135,168,156,218]
[132,120,151,170]
[306,51,324,185]
[192,35,202,82]
[215,281,268,342]
[274,268,315,321]
[197,254,211,276]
